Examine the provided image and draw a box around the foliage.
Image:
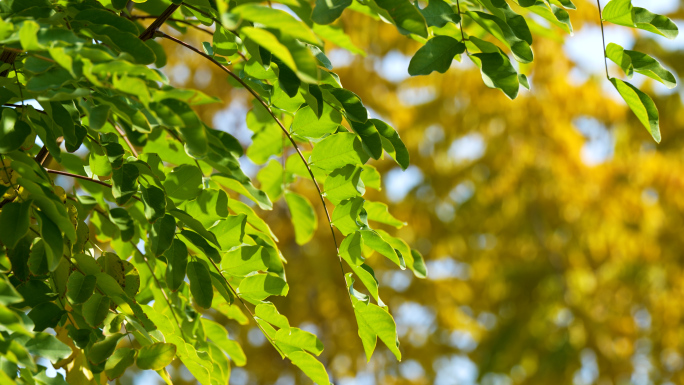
[0,0,679,384]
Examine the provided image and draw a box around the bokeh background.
[138,0,684,383]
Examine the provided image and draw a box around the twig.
[113,124,139,158]
[596,0,610,80]
[130,15,213,35]
[44,169,142,202]
[138,4,181,41]
[0,47,54,63]
[455,0,469,54]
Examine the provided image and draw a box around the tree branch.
[131,15,213,35]
[45,169,142,202]
[138,4,181,41]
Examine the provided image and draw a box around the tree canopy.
[0,0,680,384]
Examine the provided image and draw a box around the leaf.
[163,164,203,201]
[255,303,290,329]
[180,188,229,229]
[408,35,465,76]
[610,78,661,143]
[419,0,460,28]
[221,245,270,277]
[285,192,317,245]
[606,43,676,88]
[140,185,166,223]
[238,274,289,304]
[0,109,32,154]
[181,230,221,263]
[28,302,65,332]
[105,347,136,380]
[312,0,352,24]
[288,351,331,385]
[360,230,405,269]
[311,133,370,172]
[364,201,405,228]
[351,296,401,361]
[350,120,383,160]
[187,260,214,309]
[82,292,110,328]
[111,163,140,205]
[470,50,519,100]
[149,214,176,257]
[89,333,125,365]
[169,209,221,248]
[292,104,342,139]
[66,272,97,304]
[108,208,135,242]
[339,231,365,266]
[25,332,71,364]
[35,210,63,272]
[165,239,189,292]
[136,343,176,370]
[201,318,247,366]
[375,0,428,38]
[159,99,208,157]
[602,0,634,27]
[468,11,533,63]
[275,327,324,356]
[331,197,365,236]
[371,119,409,170]
[232,4,320,45]
[633,7,678,39]
[0,199,31,249]
[324,165,365,205]
[327,88,368,122]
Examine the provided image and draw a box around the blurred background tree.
[149,0,684,384]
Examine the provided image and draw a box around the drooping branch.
[159,33,347,276]
[596,0,610,80]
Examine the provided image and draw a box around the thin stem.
[114,124,139,157]
[131,242,189,341]
[0,47,54,63]
[456,0,469,54]
[130,15,213,35]
[161,33,348,286]
[45,169,142,202]
[596,0,610,80]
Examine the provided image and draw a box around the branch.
[45,169,142,202]
[160,33,350,295]
[138,4,181,41]
[130,15,213,35]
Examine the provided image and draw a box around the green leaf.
[66,272,97,305]
[311,133,370,172]
[633,7,678,39]
[238,273,289,304]
[292,104,342,139]
[232,4,321,45]
[339,231,365,266]
[255,303,290,329]
[105,347,136,380]
[108,208,135,242]
[136,343,176,370]
[257,160,285,202]
[602,0,634,27]
[111,163,140,205]
[201,318,247,366]
[169,209,221,248]
[371,119,409,170]
[276,327,324,356]
[89,333,125,365]
[419,0,460,28]
[364,201,405,228]
[74,8,139,35]
[140,185,166,223]
[180,188,229,229]
[327,88,368,122]
[312,0,353,24]
[28,239,49,276]
[288,351,331,385]
[35,210,63,273]
[187,260,214,309]
[468,11,533,64]
[164,239,189,291]
[610,78,661,143]
[324,165,365,205]
[163,164,203,201]
[350,120,383,160]
[82,292,110,328]
[221,245,270,277]
[606,43,676,88]
[375,0,428,38]
[351,295,401,361]
[28,302,65,332]
[25,332,71,364]
[149,214,176,257]
[360,230,405,269]
[331,197,365,236]
[285,192,317,245]
[470,49,519,100]
[0,199,31,249]
[159,99,208,157]
[408,35,465,76]
[0,109,32,154]
[181,229,221,263]
[85,25,156,65]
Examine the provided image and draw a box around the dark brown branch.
[131,15,213,35]
[138,4,181,41]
